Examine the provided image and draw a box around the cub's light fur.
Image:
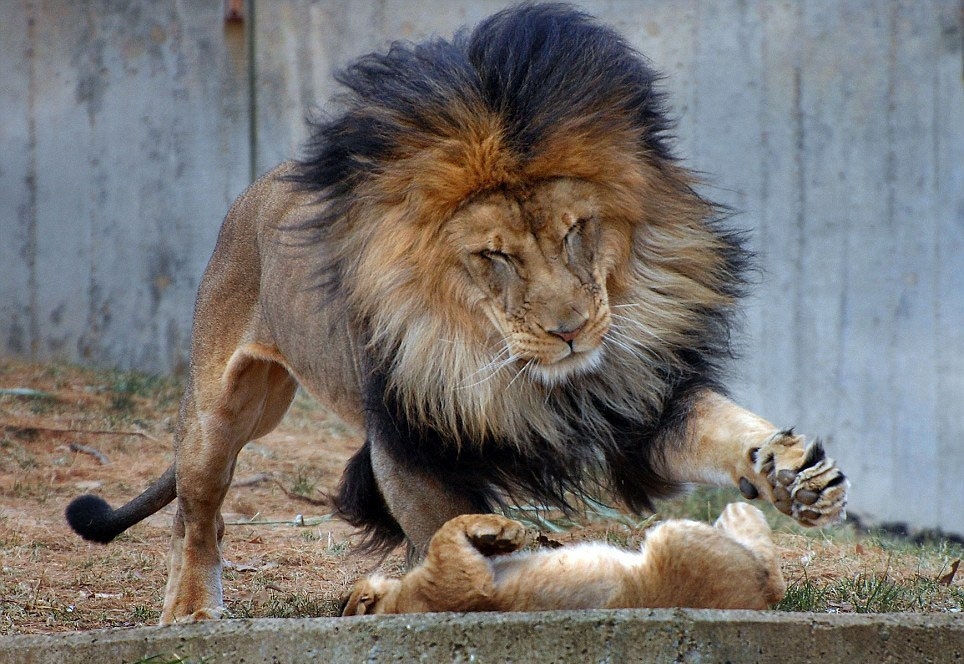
[342,503,787,615]
[65,4,847,624]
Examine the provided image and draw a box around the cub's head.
[293,4,745,439]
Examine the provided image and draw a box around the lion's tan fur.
[342,503,786,615]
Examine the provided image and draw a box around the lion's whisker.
[505,359,532,392]
[609,302,666,318]
[604,329,650,358]
[458,341,512,380]
[607,324,645,345]
[610,302,660,311]
[607,331,648,351]
[458,350,520,389]
[603,335,637,357]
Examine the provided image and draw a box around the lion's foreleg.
[368,438,482,561]
[660,390,848,526]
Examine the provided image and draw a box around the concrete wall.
[0,1,251,373]
[1,1,962,534]
[4,611,964,664]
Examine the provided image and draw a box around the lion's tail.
[65,464,177,543]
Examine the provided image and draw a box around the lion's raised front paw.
[459,514,526,556]
[740,431,849,527]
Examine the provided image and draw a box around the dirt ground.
[1,358,961,635]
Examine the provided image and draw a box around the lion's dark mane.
[289,3,750,551]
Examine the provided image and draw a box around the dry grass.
[0,359,961,635]
[0,358,400,635]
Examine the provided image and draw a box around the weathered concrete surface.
[2,610,962,663]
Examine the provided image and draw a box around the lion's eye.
[567,218,586,237]
[564,219,587,258]
[472,248,519,287]
[479,249,513,265]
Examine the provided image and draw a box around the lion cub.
[342,502,785,615]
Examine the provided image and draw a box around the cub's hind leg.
[640,514,784,610]
[713,502,786,605]
[714,502,777,561]
[162,345,296,624]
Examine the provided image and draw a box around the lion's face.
[291,1,744,446]
[447,178,625,385]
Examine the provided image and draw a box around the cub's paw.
[740,431,849,527]
[459,514,526,556]
[714,502,771,540]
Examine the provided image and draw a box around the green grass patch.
[779,569,964,613]
[229,590,339,620]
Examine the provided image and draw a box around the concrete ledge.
[3,609,962,663]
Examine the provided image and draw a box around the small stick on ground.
[271,479,328,507]
[68,442,111,465]
[231,472,325,505]
[2,423,161,443]
[234,473,271,488]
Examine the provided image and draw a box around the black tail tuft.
[64,464,177,544]
[65,494,125,544]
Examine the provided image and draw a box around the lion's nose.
[547,317,588,344]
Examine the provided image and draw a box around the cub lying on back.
[342,502,785,615]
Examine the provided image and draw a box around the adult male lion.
[66,4,848,624]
